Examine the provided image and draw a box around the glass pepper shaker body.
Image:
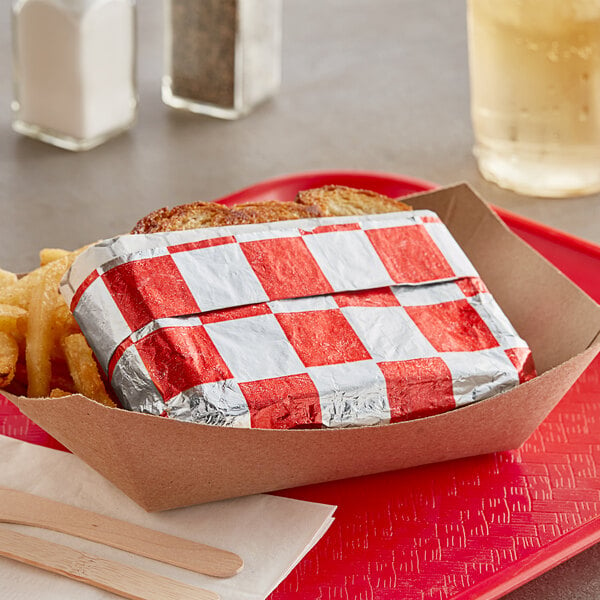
[162,0,282,119]
[12,0,137,151]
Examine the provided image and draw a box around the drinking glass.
[467,0,600,197]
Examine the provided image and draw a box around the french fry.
[0,244,115,409]
[0,245,84,309]
[54,302,81,339]
[0,332,19,387]
[40,248,71,266]
[62,333,115,407]
[49,302,79,362]
[0,269,17,288]
[0,269,44,309]
[0,304,27,337]
[25,257,72,397]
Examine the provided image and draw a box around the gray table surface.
[1,1,599,598]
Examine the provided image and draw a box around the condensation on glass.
[468,0,600,197]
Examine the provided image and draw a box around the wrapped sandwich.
[59,186,535,429]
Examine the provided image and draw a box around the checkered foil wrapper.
[60,210,536,429]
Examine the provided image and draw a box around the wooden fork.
[0,528,220,600]
[0,488,243,578]
[0,488,245,600]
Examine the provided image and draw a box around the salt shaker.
[11,0,137,151]
[163,0,282,119]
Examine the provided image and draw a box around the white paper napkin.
[0,434,335,600]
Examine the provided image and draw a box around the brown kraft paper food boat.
[6,183,600,512]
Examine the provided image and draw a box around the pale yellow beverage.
[468,0,600,197]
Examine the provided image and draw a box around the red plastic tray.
[2,171,599,600]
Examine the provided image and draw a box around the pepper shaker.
[12,0,137,151]
[163,0,282,119]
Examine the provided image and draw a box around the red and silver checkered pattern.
[60,210,535,429]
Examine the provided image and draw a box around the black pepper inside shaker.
[163,0,282,119]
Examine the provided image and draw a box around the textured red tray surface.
[2,172,599,599]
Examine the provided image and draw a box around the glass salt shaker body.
[163,0,282,119]
[12,0,137,151]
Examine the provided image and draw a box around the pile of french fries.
[0,248,115,407]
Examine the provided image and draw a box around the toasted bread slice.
[227,201,323,224]
[131,185,412,233]
[295,185,412,216]
[131,200,323,233]
[131,201,233,234]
